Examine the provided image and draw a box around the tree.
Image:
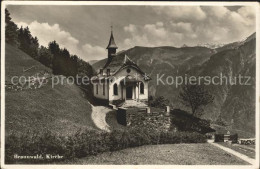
[5,8,19,46]
[5,10,94,81]
[31,36,40,59]
[18,26,39,59]
[39,46,53,68]
[60,48,71,76]
[48,40,60,55]
[48,41,61,74]
[148,96,169,109]
[179,84,214,117]
[70,55,79,77]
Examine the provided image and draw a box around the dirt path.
[91,105,111,132]
[210,143,255,165]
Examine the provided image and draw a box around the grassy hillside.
[70,144,248,165]
[5,44,97,136]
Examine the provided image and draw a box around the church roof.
[96,54,151,81]
[106,31,118,49]
[120,75,142,83]
[105,55,143,74]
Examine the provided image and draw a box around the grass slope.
[5,44,97,136]
[70,143,249,165]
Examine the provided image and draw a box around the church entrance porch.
[126,86,133,99]
[120,75,141,101]
[110,77,148,108]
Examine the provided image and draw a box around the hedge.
[6,127,206,164]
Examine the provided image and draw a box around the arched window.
[96,84,98,94]
[113,83,118,95]
[140,82,144,94]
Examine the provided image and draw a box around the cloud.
[81,44,106,61]
[123,6,256,48]
[170,22,193,33]
[16,21,106,61]
[144,23,167,38]
[238,6,255,19]
[199,6,256,43]
[154,6,206,22]
[17,21,79,53]
[123,22,183,48]
[237,6,255,26]
[201,6,229,19]
[14,6,256,61]
[124,24,137,33]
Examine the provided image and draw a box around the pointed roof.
[123,55,135,65]
[106,30,118,49]
[99,54,151,81]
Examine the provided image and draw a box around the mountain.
[197,43,225,49]
[215,32,256,53]
[93,33,256,137]
[189,33,256,137]
[5,44,97,136]
[88,60,99,65]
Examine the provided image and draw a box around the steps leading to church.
[120,100,148,108]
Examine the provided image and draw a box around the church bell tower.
[106,26,118,63]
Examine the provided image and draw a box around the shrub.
[170,109,215,134]
[5,128,206,164]
[214,134,224,142]
[229,134,238,143]
[148,96,169,109]
[6,131,67,164]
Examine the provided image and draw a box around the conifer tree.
[5,8,19,46]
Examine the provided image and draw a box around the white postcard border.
[1,1,259,169]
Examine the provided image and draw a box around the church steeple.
[107,26,118,49]
[106,26,117,63]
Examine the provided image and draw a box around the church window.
[113,83,118,95]
[140,82,144,94]
[127,68,131,73]
[96,84,98,94]
[103,83,105,95]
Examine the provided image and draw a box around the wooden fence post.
[146,107,150,114]
[165,106,170,116]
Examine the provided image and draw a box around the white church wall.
[138,81,148,100]
[109,76,124,101]
[108,66,149,101]
[93,82,109,100]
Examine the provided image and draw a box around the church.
[92,28,151,106]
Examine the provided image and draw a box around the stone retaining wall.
[117,107,172,132]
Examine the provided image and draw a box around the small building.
[92,28,151,106]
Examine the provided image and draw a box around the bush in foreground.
[5,128,206,164]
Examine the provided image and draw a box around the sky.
[7,5,256,61]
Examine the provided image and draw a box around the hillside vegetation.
[5,44,97,136]
[190,36,256,136]
[71,144,248,165]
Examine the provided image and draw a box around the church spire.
[106,25,118,49]
[106,25,118,64]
